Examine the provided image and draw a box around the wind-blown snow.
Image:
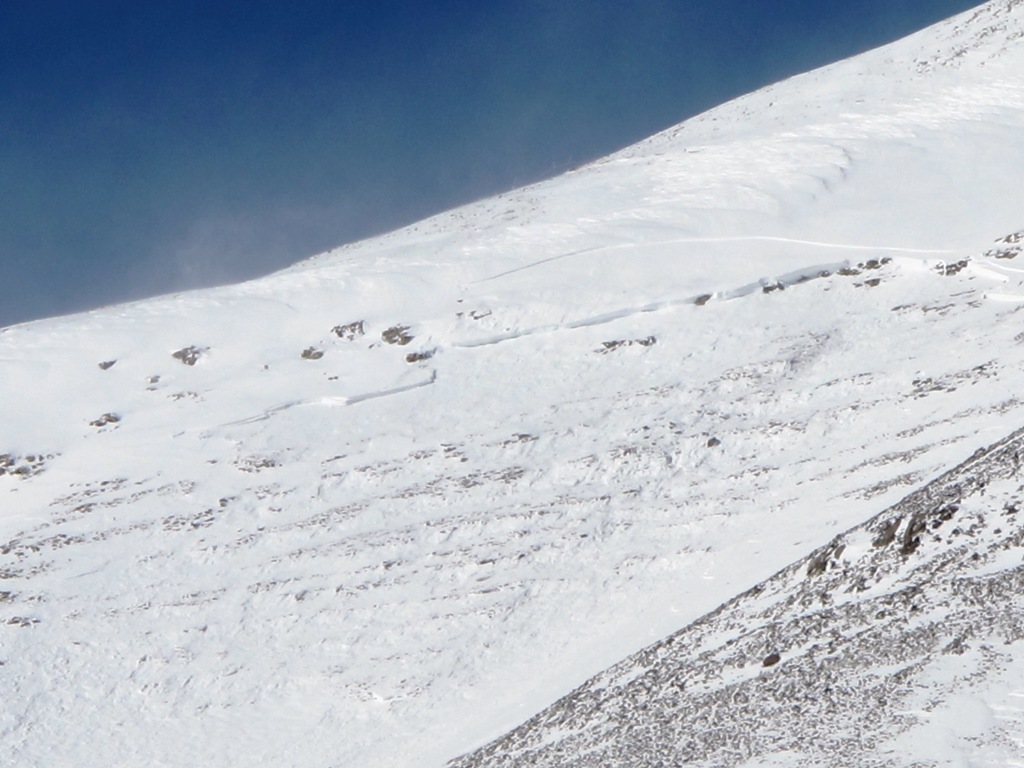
[2,2,1024,766]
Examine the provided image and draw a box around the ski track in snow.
[220,371,439,426]
[476,235,959,284]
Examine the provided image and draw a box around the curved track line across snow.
[477,236,959,283]
[220,372,438,426]
[458,259,853,349]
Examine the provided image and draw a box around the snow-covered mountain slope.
[450,420,1024,768]
[2,2,1024,766]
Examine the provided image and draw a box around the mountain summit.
[2,2,1024,766]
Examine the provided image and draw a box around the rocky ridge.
[450,427,1024,766]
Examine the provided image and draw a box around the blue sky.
[0,0,981,327]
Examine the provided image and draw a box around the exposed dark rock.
[332,321,365,340]
[872,517,901,547]
[599,337,657,353]
[936,259,970,276]
[406,350,435,363]
[172,346,205,366]
[98,360,117,370]
[382,325,414,346]
[986,231,1024,259]
[0,452,55,479]
[301,347,324,360]
[899,512,928,555]
[89,413,121,428]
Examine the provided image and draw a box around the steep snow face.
[2,2,1024,767]
[448,423,1024,768]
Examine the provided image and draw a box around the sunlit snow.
[2,2,1024,766]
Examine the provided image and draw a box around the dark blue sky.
[0,0,981,327]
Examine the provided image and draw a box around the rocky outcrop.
[450,428,1024,767]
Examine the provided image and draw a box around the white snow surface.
[2,2,1024,766]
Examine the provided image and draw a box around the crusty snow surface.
[2,2,1024,766]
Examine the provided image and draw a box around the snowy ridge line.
[218,371,438,426]
[476,236,960,283]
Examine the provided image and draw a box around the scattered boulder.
[382,325,414,346]
[599,337,657,353]
[900,513,928,556]
[706,436,721,448]
[0,453,55,479]
[991,248,1020,260]
[301,347,324,360]
[936,260,969,276]
[332,321,365,340]
[806,538,846,577]
[872,518,901,548]
[172,346,205,366]
[98,360,116,370]
[762,652,781,667]
[405,350,434,363]
[89,413,121,428]
[986,231,1024,259]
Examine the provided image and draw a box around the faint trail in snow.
[973,258,1024,276]
[221,372,437,426]
[665,235,957,254]
[346,372,438,405]
[970,263,1012,281]
[983,292,1024,302]
[457,261,851,350]
[476,245,604,282]
[476,236,958,283]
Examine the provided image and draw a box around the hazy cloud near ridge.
[0,0,983,328]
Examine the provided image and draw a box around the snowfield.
[2,2,1024,766]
